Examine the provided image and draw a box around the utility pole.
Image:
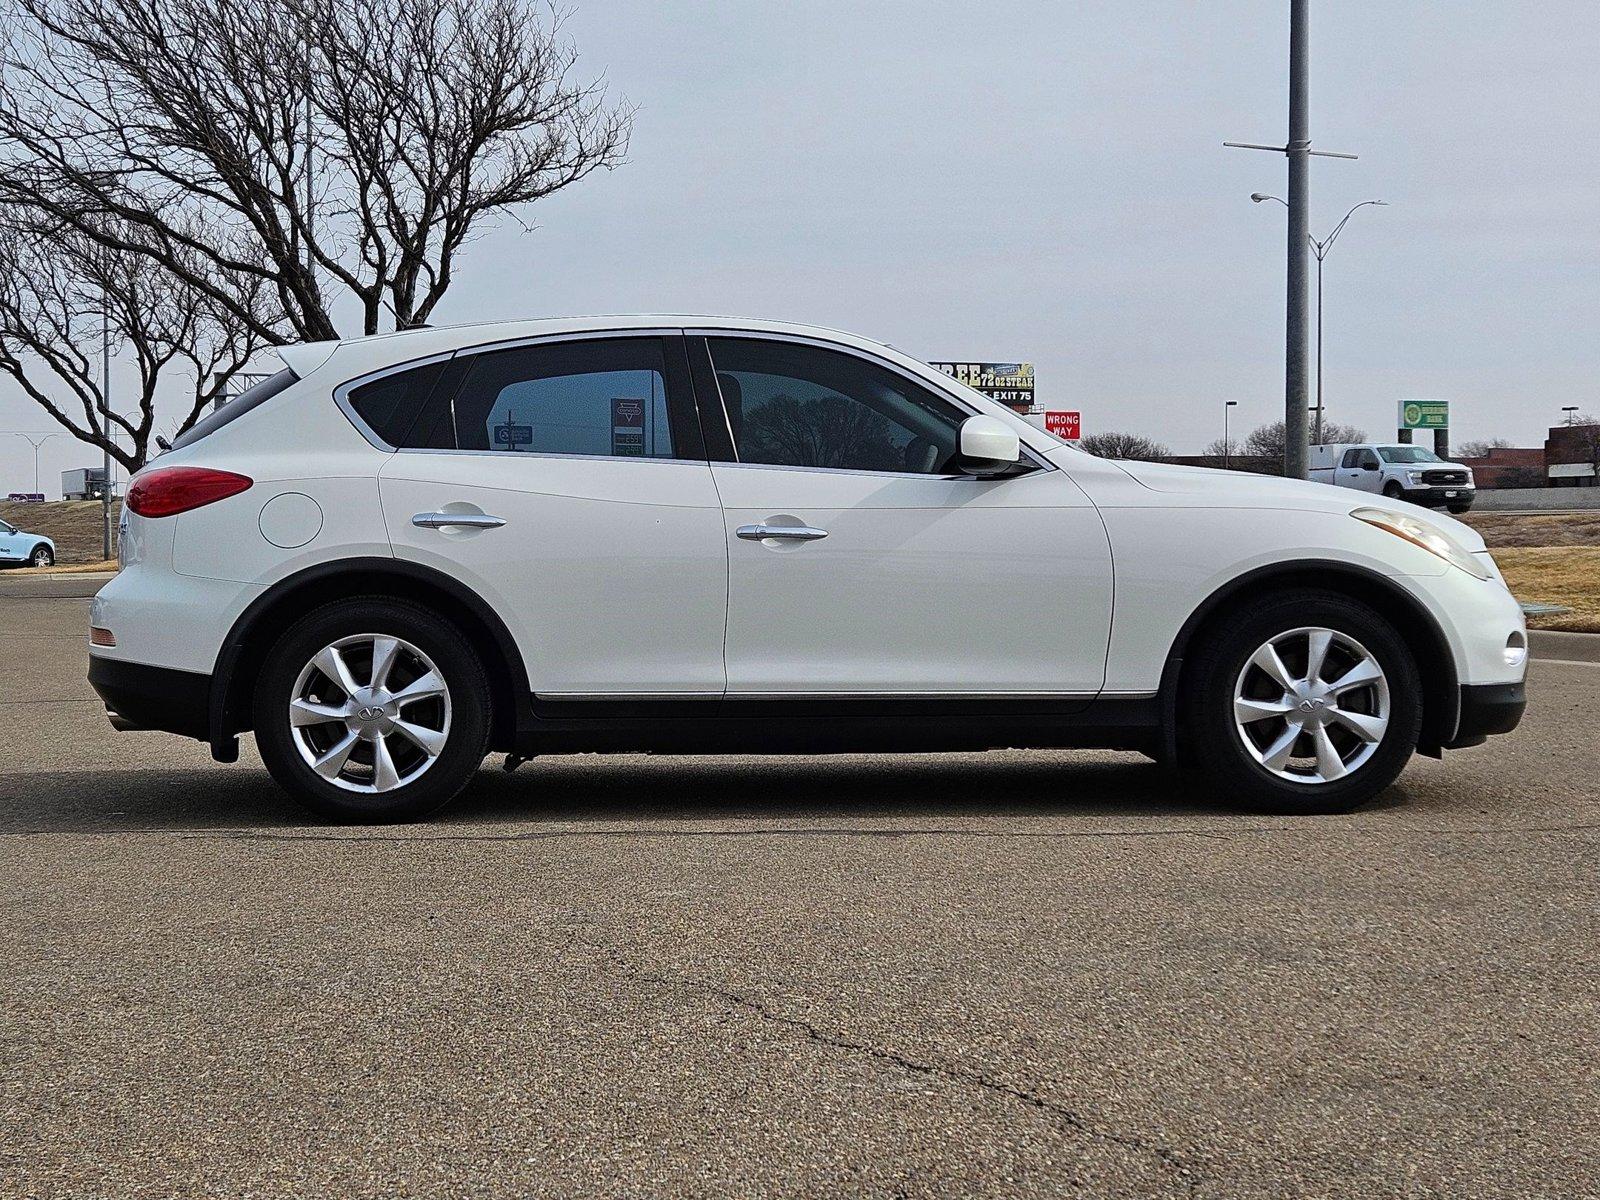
[1226,0,1357,479]
[101,301,112,561]
[1224,400,1238,469]
[1284,1,1310,480]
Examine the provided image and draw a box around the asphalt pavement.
[1,592,1596,1198]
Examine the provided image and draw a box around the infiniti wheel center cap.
[347,687,396,735]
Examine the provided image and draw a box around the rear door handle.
[412,512,507,530]
[736,524,828,542]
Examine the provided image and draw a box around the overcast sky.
[4,1,1597,493]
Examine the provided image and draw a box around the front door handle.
[736,524,828,542]
[412,511,507,530]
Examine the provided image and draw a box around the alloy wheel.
[1232,626,1391,784]
[288,634,452,793]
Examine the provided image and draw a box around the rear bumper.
[88,654,212,742]
[1445,681,1526,749]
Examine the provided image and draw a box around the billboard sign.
[612,397,646,456]
[1043,411,1081,441]
[1398,399,1449,430]
[929,361,1036,412]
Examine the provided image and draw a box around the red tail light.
[126,467,253,518]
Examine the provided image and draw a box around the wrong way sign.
[1043,411,1081,441]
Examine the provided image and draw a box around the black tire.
[29,544,53,567]
[1181,589,1423,814]
[253,597,491,822]
[1382,482,1405,500]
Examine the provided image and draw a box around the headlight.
[1351,507,1491,579]
[1406,470,1424,485]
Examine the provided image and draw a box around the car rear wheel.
[253,598,491,822]
[1182,590,1423,813]
[29,544,53,567]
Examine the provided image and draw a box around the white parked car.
[89,317,1528,822]
[0,517,55,567]
[1309,442,1476,513]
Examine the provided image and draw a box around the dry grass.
[0,499,123,565]
[1493,547,1600,633]
[1458,511,1600,548]
[32,559,119,575]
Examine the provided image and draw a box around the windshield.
[1377,446,1444,465]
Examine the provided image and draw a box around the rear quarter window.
[343,360,451,448]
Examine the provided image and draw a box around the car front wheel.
[253,598,491,822]
[1183,590,1423,813]
[30,544,53,567]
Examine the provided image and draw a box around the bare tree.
[1245,419,1366,462]
[0,213,270,471]
[1457,437,1513,458]
[1078,432,1171,462]
[1202,436,1241,458]
[0,0,631,343]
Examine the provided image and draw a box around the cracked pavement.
[2,595,1597,1197]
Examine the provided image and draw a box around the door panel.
[381,456,727,694]
[368,333,727,697]
[712,464,1113,695]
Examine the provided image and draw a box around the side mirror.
[958,415,1022,477]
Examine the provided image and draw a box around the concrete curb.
[0,571,115,599]
[1529,629,1600,664]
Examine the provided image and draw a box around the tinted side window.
[446,338,680,458]
[1360,450,1381,469]
[705,338,963,474]
[1341,449,1360,469]
[346,360,449,448]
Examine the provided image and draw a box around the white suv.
[89,316,1528,822]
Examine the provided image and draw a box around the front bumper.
[88,654,212,742]
[1444,681,1526,749]
[1399,485,1475,508]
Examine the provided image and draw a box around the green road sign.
[1398,399,1450,430]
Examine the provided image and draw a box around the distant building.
[1455,446,1547,489]
[1546,423,1600,487]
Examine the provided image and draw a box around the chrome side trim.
[534,691,1112,701]
[391,447,712,467]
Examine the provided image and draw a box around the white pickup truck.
[1309,443,1476,513]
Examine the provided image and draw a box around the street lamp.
[1252,194,1387,445]
[3,431,62,495]
[1563,406,1580,426]
[1223,401,1239,469]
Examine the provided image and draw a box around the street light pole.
[1224,401,1238,469]
[1252,195,1387,447]
[1563,406,1580,426]
[3,432,61,495]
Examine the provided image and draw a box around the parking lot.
[2,584,1596,1198]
